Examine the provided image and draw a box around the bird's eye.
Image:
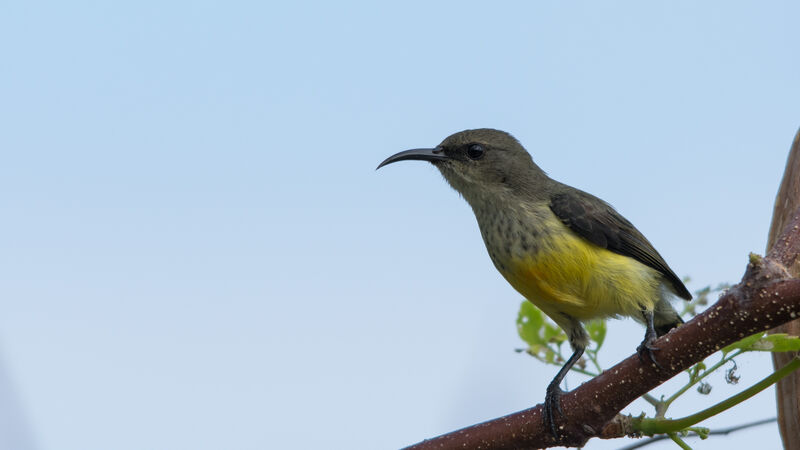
[467,144,485,160]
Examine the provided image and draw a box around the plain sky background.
[1,1,799,449]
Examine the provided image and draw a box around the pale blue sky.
[1,1,798,449]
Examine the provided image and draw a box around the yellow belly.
[499,229,661,322]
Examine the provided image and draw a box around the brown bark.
[404,179,800,449]
[769,128,800,450]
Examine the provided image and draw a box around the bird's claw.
[543,383,565,438]
[637,337,664,370]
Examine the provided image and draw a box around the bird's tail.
[653,298,684,337]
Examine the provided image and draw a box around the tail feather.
[653,297,683,337]
[654,315,683,337]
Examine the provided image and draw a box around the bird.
[377,128,691,437]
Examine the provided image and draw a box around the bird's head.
[378,128,546,203]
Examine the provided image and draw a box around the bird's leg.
[543,320,587,439]
[637,310,663,370]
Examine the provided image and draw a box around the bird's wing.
[549,190,692,300]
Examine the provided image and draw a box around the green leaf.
[721,332,800,353]
[527,344,544,356]
[516,301,567,346]
[516,301,546,346]
[586,320,607,350]
[543,322,567,344]
[721,332,765,354]
[750,334,800,352]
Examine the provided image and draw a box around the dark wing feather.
[549,190,692,300]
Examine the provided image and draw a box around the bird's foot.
[637,336,664,370]
[543,383,565,439]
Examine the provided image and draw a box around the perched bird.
[377,128,691,436]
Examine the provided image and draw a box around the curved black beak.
[376,147,448,170]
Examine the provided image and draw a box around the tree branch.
[767,127,800,450]
[404,207,800,449]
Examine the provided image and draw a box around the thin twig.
[618,417,777,450]
[662,349,743,410]
[667,433,691,450]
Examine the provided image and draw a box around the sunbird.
[378,128,691,436]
